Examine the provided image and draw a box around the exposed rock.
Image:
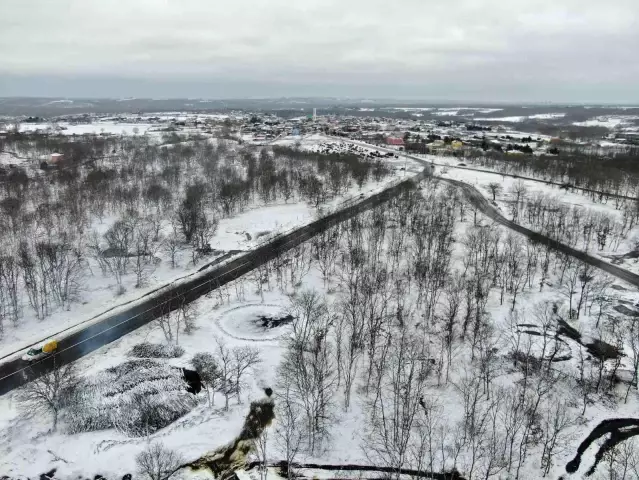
[187,396,275,480]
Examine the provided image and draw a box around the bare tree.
[455,372,507,480]
[191,214,219,265]
[87,230,108,276]
[16,360,77,431]
[178,298,197,334]
[0,254,21,325]
[102,219,135,294]
[279,290,337,454]
[575,263,596,318]
[625,315,639,403]
[156,308,179,345]
[500,386,528,474]
[501,233,526,311]
[42,238,85,309]
[164,226,181,269]
[133,219,160,288]
[232,345,262,404]
[487,182,502,201]
[136,442,184,480]
[288,243,312,286]
[560,257,580,319]
[599,438,639,480]
[364,326,428,479]
[18,241,49,318]
[252,425,269,480]
[440,272,464,383]
[508,180,528,221]
[410,395,443,475]
[156,297,196,344]
[177,183,207,244]
[314,228,340,287]
[590,274,613,328]
[214,337,236,411]
[576,345,595,415]
[540,398,574,477]
[275,385,304,480]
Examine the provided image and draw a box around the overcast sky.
[1,0,638,102]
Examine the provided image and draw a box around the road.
[0,174,421,395]
[330,136,637,201]
[329,136,639,286]
[434,160,635,201]
[440,177,639,285]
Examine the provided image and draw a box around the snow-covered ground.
[9,111,239,137]
[474,116,527,122]
[0,151,33,167]
[14,122,157,136]
[0,132,413,360]
[573,115,639,129]
[0,201,310,359]
[2,117,639,480]
[59,122,156,136]
[436,165,639,255]
[0,177,403,359]
[1,178,638,480]
[528,112,567,119]
[0,286,291,477]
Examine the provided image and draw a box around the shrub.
[136,442,184,480]
[64,360,197,436]
[129,342,185,358]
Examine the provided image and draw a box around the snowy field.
[336,137,639,263]
[7,111,240,138]
[529,113,567,119]
[0,151,32,167]
[14,122,158,136]
[1,179,638,480]
[0,201,312,359]
[58,122,157,136]
[573,115,639,129]
[473,116,527,122]
[0,287,291,477]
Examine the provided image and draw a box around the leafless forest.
[0,131,391,334]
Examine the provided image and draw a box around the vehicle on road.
[21,339,58,362]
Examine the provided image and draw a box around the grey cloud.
[0,0,638,102]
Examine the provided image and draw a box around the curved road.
[332,136,639,285]
[439,176,639,285]
[332,136,637,201]
[434,160,635,201]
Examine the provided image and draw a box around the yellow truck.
[22,339,58,362]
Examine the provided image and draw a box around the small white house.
[50,153,64,164]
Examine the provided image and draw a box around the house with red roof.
[386,137,405,146]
